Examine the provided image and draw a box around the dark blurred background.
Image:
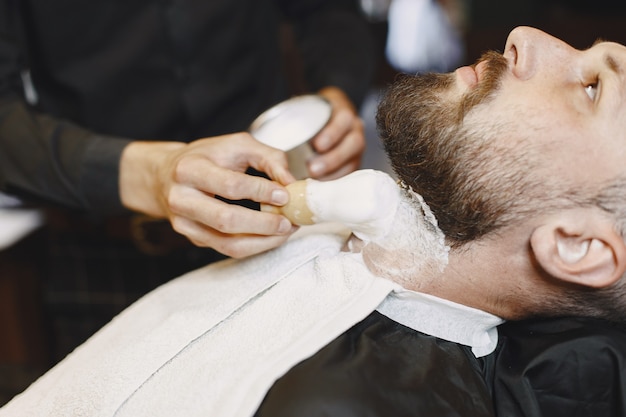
[465,0,626,64]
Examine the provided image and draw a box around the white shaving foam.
[304,169,450,283]
[360,183,450,284]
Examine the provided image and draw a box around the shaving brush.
[261,169,400,241]
[262,169,450,280]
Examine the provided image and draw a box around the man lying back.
[3,26,626,417]
[379,25,626,323]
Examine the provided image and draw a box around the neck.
[403,232,541,320]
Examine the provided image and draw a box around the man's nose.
[504,26,577,81]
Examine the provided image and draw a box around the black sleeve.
[0,1,130,213]
[493,317,626,417]
[277,0,376,107]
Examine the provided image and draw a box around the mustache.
[458,50,508,121]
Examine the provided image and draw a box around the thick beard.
[376,50,514,244]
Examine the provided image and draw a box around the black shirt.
[0,0,375,212]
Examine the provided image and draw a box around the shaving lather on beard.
[262,169,450,286]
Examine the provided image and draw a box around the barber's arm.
[0,99,298,260]
[0,73,129,213]
[0,105,298,259]
[119,135,298,258]
[280,0,375,180]
[0,7,297,258]
[0,0,126,212]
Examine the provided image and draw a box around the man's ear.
[530,210,626,288]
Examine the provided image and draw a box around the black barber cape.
[256,313,626,417]
[494,317,626,417]
[255,311,497,417]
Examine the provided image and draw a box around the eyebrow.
[590,39,624,76]
[605,54,623,77]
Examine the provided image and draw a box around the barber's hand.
[119,133,298,258]
[308,86,365,180]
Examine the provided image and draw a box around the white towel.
[0,208,44,250]
[1,228,397,417]
[2,171,458,417]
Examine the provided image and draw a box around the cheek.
[468,80,624,186]
[593,120,626,179]
[540,128,618,187]
[464,95,543,144]
[475,81,573,140]
[566,111,624,170]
